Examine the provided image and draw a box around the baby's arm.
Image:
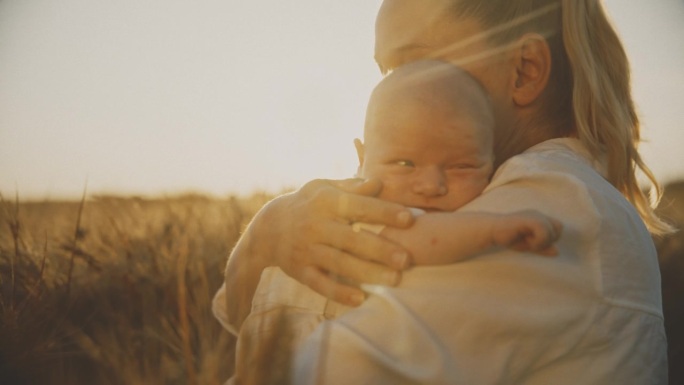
[380,210,562,266]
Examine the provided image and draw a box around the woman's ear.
[353,138,365,176]
[512,34,552,107]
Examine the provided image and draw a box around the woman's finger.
[298,266,367,307]
[332,177,383,197]
[338,192,413,227]
[315,220,411,270]
[311,178,414,228]
[306,243,402,287]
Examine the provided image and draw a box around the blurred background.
[1,0,683,199]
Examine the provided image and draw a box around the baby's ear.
[353,138,365,170]
[353,138,365,177]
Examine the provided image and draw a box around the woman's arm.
[222,178,415,332]
[381,210,562,265]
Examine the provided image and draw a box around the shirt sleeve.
[212,283,239,336]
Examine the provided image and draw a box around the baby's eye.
[447,163,475,170]
[395,160,415,167]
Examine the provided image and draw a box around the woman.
[215,0,672,382]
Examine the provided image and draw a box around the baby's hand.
[491,210,563,256]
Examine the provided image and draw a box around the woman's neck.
[493,114,573,169]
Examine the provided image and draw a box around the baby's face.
[358,86,493,212]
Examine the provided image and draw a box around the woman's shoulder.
[463,138,607,214]
[489,138,605,190]
[479,138,626,215]
[462,136,649,259]
[467,138,661,316]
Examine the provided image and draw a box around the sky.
[1,0,683,200]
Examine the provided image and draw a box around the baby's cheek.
[445,180,487,208]
[466,178,489,198]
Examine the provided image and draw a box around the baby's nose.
[412,167,447,196]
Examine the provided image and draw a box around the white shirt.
[212,216,392,383]
[292,138,667,384]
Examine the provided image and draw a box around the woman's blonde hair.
[451,0,674,235]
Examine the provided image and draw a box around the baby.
[218,60,562,382]
[351,60,561,265]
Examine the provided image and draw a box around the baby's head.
[355,60,495,212]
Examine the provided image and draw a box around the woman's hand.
[253,178,414,305]
[223,178,415,330]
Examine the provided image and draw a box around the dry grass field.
[655,180,684,385]
[0,181,682,385]
[0,192,274,384]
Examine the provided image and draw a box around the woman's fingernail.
[350,293,365,306]
[392,252,409,269]
[397,211,412,225]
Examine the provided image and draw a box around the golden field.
[1,182,682,385]
[0,192,273,384]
